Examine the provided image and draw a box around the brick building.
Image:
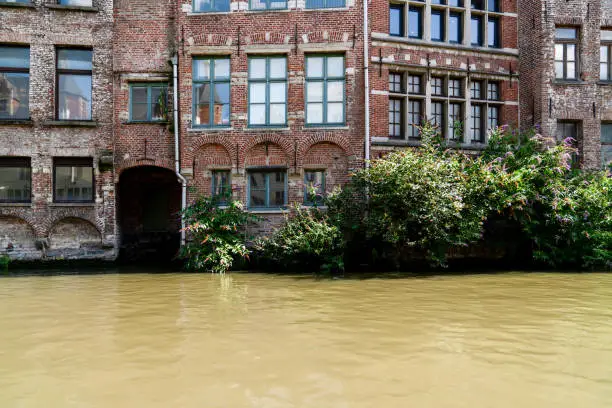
[518,0,612,169]
[0,0,116,261]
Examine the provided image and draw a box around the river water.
[1,272,612,407]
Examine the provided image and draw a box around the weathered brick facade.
[518,0,612,169]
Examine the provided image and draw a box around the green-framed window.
[129,83,168,122]
[305,55,345,126]
[212,170,231,204]
[249,0,286,10]
[306,0,345,8]
[192,57,230,127]
[248,170,287,209]
[304,170,325,206]
[248,56,287,127]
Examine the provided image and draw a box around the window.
[431,10,444,42]
[602,122,612,168]
[306,0,344,8]
[431,101,444,130]
[470,80,482,99]
[304,170,325,206]
[555,27,578,80]
[248,170,286,209]
[1,0,30,3]
[601,29,612,81]
[448,103,462,140]
[193,57,230,127]
[250,0,286,10]
[557,120,581,166]
[408,74,422,94]
[389,98,403,138]
[471,16,483,46]
[487,0,499,11]
[129,83,168,122]
[305,55,345,125]
[0,46,29,120]
[449,78,462,97]
[429,77,466,141]
[53,157,94,203]
[488,17,500,48]
[487,81,499,100]
[408,6,423,39]
[470,104,483,142]
[408,100,421,138]
[471,0,484,9]
[488,105,499,129]
[471,79,501,137]
[248,56,287,127]
[0,157,31,203]
[449,12,463,44]
[389,72,403,93]
[57,48,92,121]
[212,170,231,204]
[193,0,230,12]
[58,0,92,6]
[431,76,444,96]
[390,4,404,36]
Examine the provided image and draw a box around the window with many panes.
[248,170,287,209]
[555,27,579,80]
[193,0,230,12]
[388,72,404,138]
[602,122,612,169]
[248,56,287,127]
[57,48,92,121]
[388,72,424,139]
[1,0,31,3]
[557,120,581,166]
[129,83,168,122]
[304,170,325,206]
[211,170,231,204]
[429,76,465,141]
[0,157,31,203]
[470,79,501,142]
[53,157,94,203]
[250,0,286,10]
[193,57,230,127]
[601,29,612,81]
[305,55,345,126]
[58,0,93,6]
[306,0,344,8]
[0,46,29,120]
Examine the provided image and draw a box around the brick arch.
[48,217,102,250]
[193,143,233,173]
[0,210,40,236]
[297,133,354,167]
[0,215,38,251]
[248,32,286,45]
[240,135,293,168]
[115,158,175,182]
[304,30,347,43]
[191,33,233,46]
[187,135,237,165]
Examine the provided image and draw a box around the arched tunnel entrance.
[118,166,181,263]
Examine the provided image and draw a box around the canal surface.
[1,272,612,407]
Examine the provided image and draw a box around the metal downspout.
[171,54,187,247]
[363,0,370,168]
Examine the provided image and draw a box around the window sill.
[552,80,584,86]
[49,202,96,207]
[187,11,231,16]
[303,125,349,130]
[243,8,289,13]
[246,126,291,132]
[43,120,98,127]
[372,137,488,150]
[300,205,327,210]
[46,4,98,12]
[598,81,612,86]
[123,121,169,125]
[0,202,32,207]
[302,7,349,11]
[249,208,289,214]
[187,127,233,132]
[0,2,36,8]
[0,119,33,125]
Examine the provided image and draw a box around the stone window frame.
[388,72,425,140]
[0,45,30,121]
[247,168,288,210]
[390,0,502,49]
[192,56,231,128]
[601,28,612,82]
[128,83,169,123]
[56,47,93,121]
[554,26,580,81]
[469,78,502,141]
[211,169,231,204]
[247,55,288,128]
[0,157,31,204]
[304,54,346,127]
[192,0,230,13]
[303,170,326,206]
[53,157,95,204]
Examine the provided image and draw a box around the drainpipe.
[363,0,370,168]
[171,54,187,247]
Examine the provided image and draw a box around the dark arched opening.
[118,166,181,263]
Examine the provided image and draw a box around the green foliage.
[178,195,258,273]
[0,255,9,273]
[254,206,344,274]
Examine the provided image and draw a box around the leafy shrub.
[178,195,258,273]
[0,255,9,273]
[254,206,344,274]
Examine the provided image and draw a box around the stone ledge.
[48,202,96,207]
[302,125,350,130]
[43,120,98,127]
[0,1,36,8]
[248,209,289,214]
[0,202,32,207]
[45,3,98,12]
[187,127,233,132]
[372,137,488,151]
[122,121,169,125]
[245,127,291,132]
[0,119,33,126]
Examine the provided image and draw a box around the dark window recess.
[0,46,30,120]
[471,16,483,46]
[304,170,325,205]
[211,170,231,204]
[390,4,404,36]
[0,157,31,203]
[53,157,94,203]
[488,17,500,48]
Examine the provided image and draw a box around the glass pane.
[603,30,612,41]
[554,44,564,60]
[307,103,323,124]
[213,83,229,125]
[214,59,230,79]
[269,172,286,207]
[327,81,343,102]
[488,0,498,11]
[307,82,323,102]
[601,46,609,63]
[555,62,564,78]
[57,49,92,70]
[602,124,612,144]
[194,0,230,12]
[0,73,29,120]
[150,87,167,121]
[488,18,499,47]
[555,27,577,40]
[131,87,147,104]
[212,171,230,198]
[249,59,266,79]
[408,7,422,39]
[59,0,93,5]
[249,173,266,207]
[250,83,266,103]
[0,166,31,203]
[567,44,576,62]
[327,102,343,123]
[269,58,286,79]
[471,0,484,9]
[448,0,462,5]
[269,0,286,8]
[390,5,403,36]
[249,104,266,125]
[307,57,324,77]
[601,63,609,81]
[0,47,30,69]
[131,103,148,121]
[269,82,286,103]
[269,103,286,125]
[58,74,92,120]
[250,0,267,10]
[471,17,482,45]
[304,171,324,204]
[449,13,462,43]
[194,84,210,125]
[193,59,211,81]
[567,62,576,79]
[306,0,325,7]
[54,165,93,202]
[602,145,612,169]
[431,11,443,41]
[327,56,344,77]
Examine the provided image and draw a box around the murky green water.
[1,272,611,407]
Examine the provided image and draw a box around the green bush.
[254,206,344,274]
[0,255,9,273]
[178,195,258,273]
